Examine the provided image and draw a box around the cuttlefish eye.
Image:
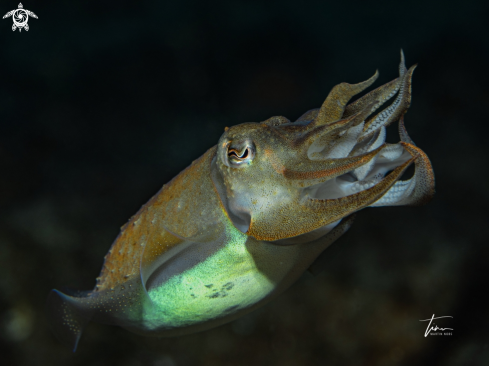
[224,139,255,167]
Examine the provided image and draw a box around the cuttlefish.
[47,52,434,351]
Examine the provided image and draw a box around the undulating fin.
[310,71,378,128]
[307,214,356,276]
[46,289,94,352]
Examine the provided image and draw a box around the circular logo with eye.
[3,3,38,32]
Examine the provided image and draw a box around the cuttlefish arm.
[369,117,435,207]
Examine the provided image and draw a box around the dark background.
[0,0,488,365]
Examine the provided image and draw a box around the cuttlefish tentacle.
[361,63,416,140]
[342,77,400,119]
[350,127,385,157]
[398,142,435,205]
[304,103,377,160]
[369,116,434,207]
[342,51,408,119]
[370,143,434,207]
[399,114,415,145]
[283,144,386,188]
[350,127,386,180]
[309,70,379,128]
[305,157,414,208]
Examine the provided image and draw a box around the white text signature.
[419,314,453,337]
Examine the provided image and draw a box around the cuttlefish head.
[212,52,435,241]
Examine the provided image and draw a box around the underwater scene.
[0,1,488,365]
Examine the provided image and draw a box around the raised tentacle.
[342,51,408,119]
[309,71,378,128]
[360,62,416,139]
[342,78,400,119]
[399,115,415,145]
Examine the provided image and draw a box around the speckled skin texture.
[95,147,224,293]
[47,54,434,352]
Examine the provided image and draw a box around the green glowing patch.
[141,226,275,330]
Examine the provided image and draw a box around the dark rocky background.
[0,0,488,365]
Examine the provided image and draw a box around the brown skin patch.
[95,147,227,292]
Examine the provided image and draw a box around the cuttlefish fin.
[307,214,355,276]
[46,289,94,352]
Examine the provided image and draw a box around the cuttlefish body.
[48,53,434,351]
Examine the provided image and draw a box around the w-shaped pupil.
[228,148,249,159]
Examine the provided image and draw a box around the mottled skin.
[47,52,434,351]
